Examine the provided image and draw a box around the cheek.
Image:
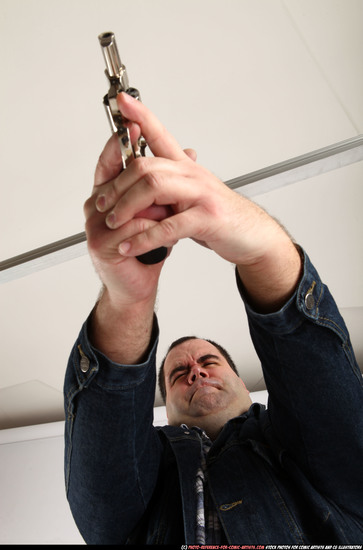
[166,386,183,404]
[165,395,185,426]
[225,375,250,397]
[166,385,188,414]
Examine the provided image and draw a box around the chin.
[190,394,226,416]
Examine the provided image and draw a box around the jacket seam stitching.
[132,388,148,510]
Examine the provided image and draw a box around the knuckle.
[160,217,176,241]
[132,155,149,176]
[83,195,93,217]
[97,150,106,169]
[108,178,119,203]
[84,214,97,238]
[132,217,157,238]
[133,157,160,189]
[96,150,112,179]
[97,137,122,174]
[137,218,153,233]
[143,171,159,192]
[85,221,108,258]
[84,223,98,253]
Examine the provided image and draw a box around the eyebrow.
[168,354,220,383]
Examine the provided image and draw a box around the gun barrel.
[98,32,123,79]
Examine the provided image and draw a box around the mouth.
[188,379,222,403]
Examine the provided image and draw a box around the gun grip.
[136,247,168,265]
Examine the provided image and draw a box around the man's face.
[163,339,252,430]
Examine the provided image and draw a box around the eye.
[171,368,188,385]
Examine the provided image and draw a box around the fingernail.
[119,242,131,255]
[106,212,116,228]
[120,91,135,102]
[96,194,106,212]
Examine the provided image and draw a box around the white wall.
[0,392,268,544]
[0,421,84,544]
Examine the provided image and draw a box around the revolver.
[98,31,167,265]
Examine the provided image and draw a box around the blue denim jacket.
[64,249,363,544]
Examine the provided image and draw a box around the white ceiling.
[0,0,362,430]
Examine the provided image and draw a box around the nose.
[187,364,208,385]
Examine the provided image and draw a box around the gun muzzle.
[98,32,130,90]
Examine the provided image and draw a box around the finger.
[134,204,173,221]
[94,134,123,188]
[103,162,194,229]
[117,92,187,161]
[94,122,141,188]
[95,155,178,216]
[86,204,170,268]
[98,215,174,260]
[118,209,201,257]
[94,146,197,216]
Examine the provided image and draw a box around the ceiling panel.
[282,0,363,132]
[0,0,359,258]
[252,161,363,307]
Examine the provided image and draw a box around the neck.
[180,403,251,441]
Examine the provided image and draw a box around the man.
[64,92,363,544]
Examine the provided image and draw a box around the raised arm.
[84,93,205,362]
[65,105,188,543]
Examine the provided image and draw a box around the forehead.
[164,339,221,370]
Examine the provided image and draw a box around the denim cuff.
[235,246,349,341]
[70,310,160,390]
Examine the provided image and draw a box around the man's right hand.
[84,132,169,309]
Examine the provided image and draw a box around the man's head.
[158,337,252,439]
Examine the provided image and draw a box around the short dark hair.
[158,336,239,403]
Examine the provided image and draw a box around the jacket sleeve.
[236,247,363,518]
[63,313,162,544]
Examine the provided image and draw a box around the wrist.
[237,240,302,313]
[101,282,158,312]
[90,286,157,364]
